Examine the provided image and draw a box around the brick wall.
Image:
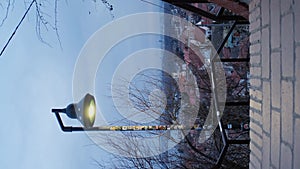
[249,0,300,169]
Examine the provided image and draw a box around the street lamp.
[52,93,96,131]
[52,93,249,133]
[51,93,200,132]
[52,93,249,168]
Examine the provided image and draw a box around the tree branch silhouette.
[0,0,114,57]
[0,0,35,57]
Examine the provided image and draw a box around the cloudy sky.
[0,0,163,168]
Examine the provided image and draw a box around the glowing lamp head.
[64,93,96,128]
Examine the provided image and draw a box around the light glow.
[88,100,96,124]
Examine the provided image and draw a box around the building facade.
[249,0,300,168]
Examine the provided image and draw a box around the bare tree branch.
[0,0,35,57]
[1,0,114,56]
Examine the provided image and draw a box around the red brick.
[281,14,294,78]
[262,28,270,78]
[271,52,281,108]
[294,118,300,169]
[295,47,300,115]
[261,0,269,26]
[270,0,280,49]
[280,143,292,169]
[262,134,270,169]
[250,43,261,54]
[281,81,293,145]
[295,0,300,42]
[271,110,280,168]
[263,81,270,133]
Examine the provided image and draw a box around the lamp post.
[51,93,201,132]
[52,93,249,132]
[52,93,249,168]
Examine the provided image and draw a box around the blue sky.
[0,0,163,168]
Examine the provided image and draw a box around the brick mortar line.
[250,16,261,24]
[261,24,269,30]
[250,107,263,116]
[292,6,297,164]
[250,39,261,44]
[250,85,262,89]
[250,147,263,163]
[277,8,283,166]
[280,140,293,151]
[250,48,261,54]
[250,95,262,102]
[250,53,262,59]
[279,32,283,145]
[249,86,262,91]
[249,2,261,13]
[250,53,261,57]
[291,116,296,156]
[250,127,263,141]
[250,150,263,168]
[268,0,272,85]
[250,76,263,81]
[292,116,297,169]
[262,130,271,137]
[271,48,281,53]
[251,118,263,129]
[270,163,276,169]
[250,96,262,104]
[292,115,297,169]
[251,139,264,153]
[271,107,281,113]
[261,78,271,81]
[250,112,263,124]
[269,103,275,169]
[250,63,261,67]
[281,7,294,17]
[281,77,295,82]
[250,28,262,34]
[250,151,263,163]
[250,63,262,67]
[250,39,262,45]
[249,161,259,169]
[279,63,283,169]
[250,95,262,101]
[250,117,263,129]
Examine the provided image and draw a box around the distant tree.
[95,56,249,168]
